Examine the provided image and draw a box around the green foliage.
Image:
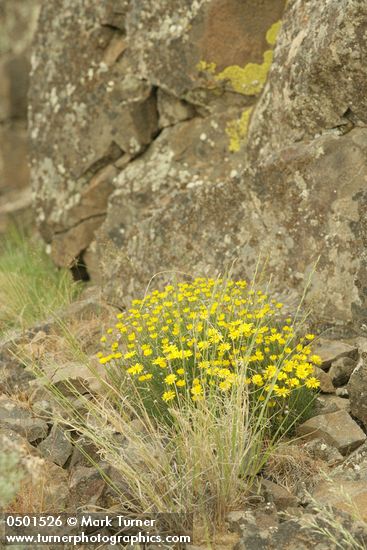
[0,225,81,332]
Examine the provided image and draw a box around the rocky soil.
[1,290,367,549]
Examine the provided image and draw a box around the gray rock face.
[0,0,40,231]
[246,0,367,328]
[29,0,284,271]
[348,356,367,429]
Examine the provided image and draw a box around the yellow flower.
[162,390,176,402]
[310,354,322,366]
[306,334,315,340]
[218,342,231,354]
[274,386,290,398]
[286,377,300,387]
[296,363,313,379]
[176,379,186,387]
[128,332,136,341]
[164,374,177,385]
[219,379,232,391]
[138,373,153,381]
[264,365,277,379]
[176,368,185,375]
[305,377,320,389]
[100,336,107,343]
[191,384,203,396]
[127,363,144,375]
[198,340,210,350]
[153,357,167,368]
[124,351,136,359]
[252,374,264,386]
[143,348,153,356]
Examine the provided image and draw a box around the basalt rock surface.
[29,0,367,333]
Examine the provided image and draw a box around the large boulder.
[29,0,367,332]
[97,0,367,329]
[29,0,285,269]
[246,0,367,328]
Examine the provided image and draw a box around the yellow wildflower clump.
[98,277,321,429]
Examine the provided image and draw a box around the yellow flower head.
[162,390,176,402]
[164,374,177,385]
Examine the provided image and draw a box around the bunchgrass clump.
[0,225,81,332]
[28,275,322,534]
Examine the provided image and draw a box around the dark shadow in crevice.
[70,251,90,282]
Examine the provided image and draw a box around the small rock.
[69,436,101,468]
[41,461,70,510]
[297,410,366,456]
[314,367,335,393]
[68,465,107,506]
[0,362,35,393]
[343,441,367,470]
[41,361,103,396]
[261,479,298,510]
[314,394,350,415]
[38,425,73,467]
[226,510,255,535]
[312,339,358,370]
[234,516,338,549]
[313,478,367,522]
[335,386,349,398]
[329,356,357,387]
[304,438,344,466]
[0,396,49,443]
[32,400,53,416]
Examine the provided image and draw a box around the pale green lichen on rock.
[196,20,281,151]
[266,20,282,46]
[226,107,253,152]
[214,50,274,96]
[214,20,281,96]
